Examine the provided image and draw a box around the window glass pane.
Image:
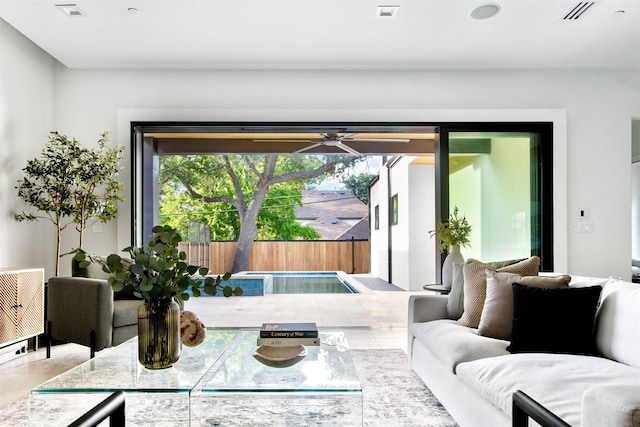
[449,132,537,262]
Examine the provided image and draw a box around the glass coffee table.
[29,330,362,426]
[191,332,362,426]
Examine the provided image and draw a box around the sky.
[314,156,383,190]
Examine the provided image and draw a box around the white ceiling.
[1,0,639,71]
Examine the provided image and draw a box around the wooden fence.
[179,240,369,273]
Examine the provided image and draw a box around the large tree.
[160,154,355,272]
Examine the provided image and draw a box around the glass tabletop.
[198,331,361,393]
[32,331,238,393]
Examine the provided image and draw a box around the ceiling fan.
[253,133,410,156]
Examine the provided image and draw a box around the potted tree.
[15,131,124,276]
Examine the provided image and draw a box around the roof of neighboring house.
[296,190,369,240]
[336,218,369,241]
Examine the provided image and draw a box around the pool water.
[270,274,356,294]
[193,272,358,296]
[246,272,357,295]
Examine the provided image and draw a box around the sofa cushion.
[446,263,465,320]
[456,353,640,427]
[595,278,640,368]
[478,271,571,340]
[458,256,540,328]
[113,299,140,328]
[410,319,510,373]
[508,284,602,355]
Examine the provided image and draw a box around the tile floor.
[0,281,430,410]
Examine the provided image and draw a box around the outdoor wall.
[3,17,640,280]
[450,137,532,263]
[408,162,436,290]
[0,20,56,274]
[371,159,436,290]
[369,169,389,281]
[388,158,411,289]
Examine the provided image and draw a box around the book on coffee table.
[259,322,318,338]
[258,322,319,346]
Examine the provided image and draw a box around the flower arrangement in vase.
[73,224,242,369]
[429,207,472,288]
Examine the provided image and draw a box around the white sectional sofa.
[408,274,640,427]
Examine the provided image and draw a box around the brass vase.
[137,299,180,369]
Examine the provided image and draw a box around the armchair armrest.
[47,277,115,351]
[512,390,570,427]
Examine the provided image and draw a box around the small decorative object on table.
[429,206,472,289]
[72,225,242,369]
[180,310,207,347]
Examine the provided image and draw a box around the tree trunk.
[232,220,259,272]
[55,224,62,277]
[231,185,268,272]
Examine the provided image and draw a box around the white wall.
[389,158,411,289]
[451,137,532,262]
[3,17,640,279]
[632,120,640,259]
[408,162,436,290]
[369,169,389,281]
[0,20,56,275]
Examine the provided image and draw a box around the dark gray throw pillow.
[507,284,602,355]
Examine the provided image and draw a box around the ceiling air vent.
[55,4,87,17]
[563,2,596,20]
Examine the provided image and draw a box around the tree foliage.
[341,172,377,204]
[70,132,124,248]
[159,154,358,272]
[15,131,124,275]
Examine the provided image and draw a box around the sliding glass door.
[438,124,553,272]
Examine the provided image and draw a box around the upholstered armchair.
[46,258,140,358]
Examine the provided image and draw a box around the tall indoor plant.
[429,206,472,288]
[74,224,242,369]
[15,131,124,276]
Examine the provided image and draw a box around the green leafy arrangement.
[73,225,242,301]
[429,206,472,253]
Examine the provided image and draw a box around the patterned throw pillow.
[478,270,571,340]
[457,256,540,328]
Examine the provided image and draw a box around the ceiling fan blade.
[342,138,410,143]
[253,139,316,143]
[293,143,323,154]
[336,142,362,156]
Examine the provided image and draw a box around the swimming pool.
[198,271,359,296]
[252,272,358,294]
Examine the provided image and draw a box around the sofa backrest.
[594,278,640,368]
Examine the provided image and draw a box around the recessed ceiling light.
[55,3,87,17]
[377,5,399,18]
[128,7,140,15]
[470,4,501,20]
[614,10,626,15]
